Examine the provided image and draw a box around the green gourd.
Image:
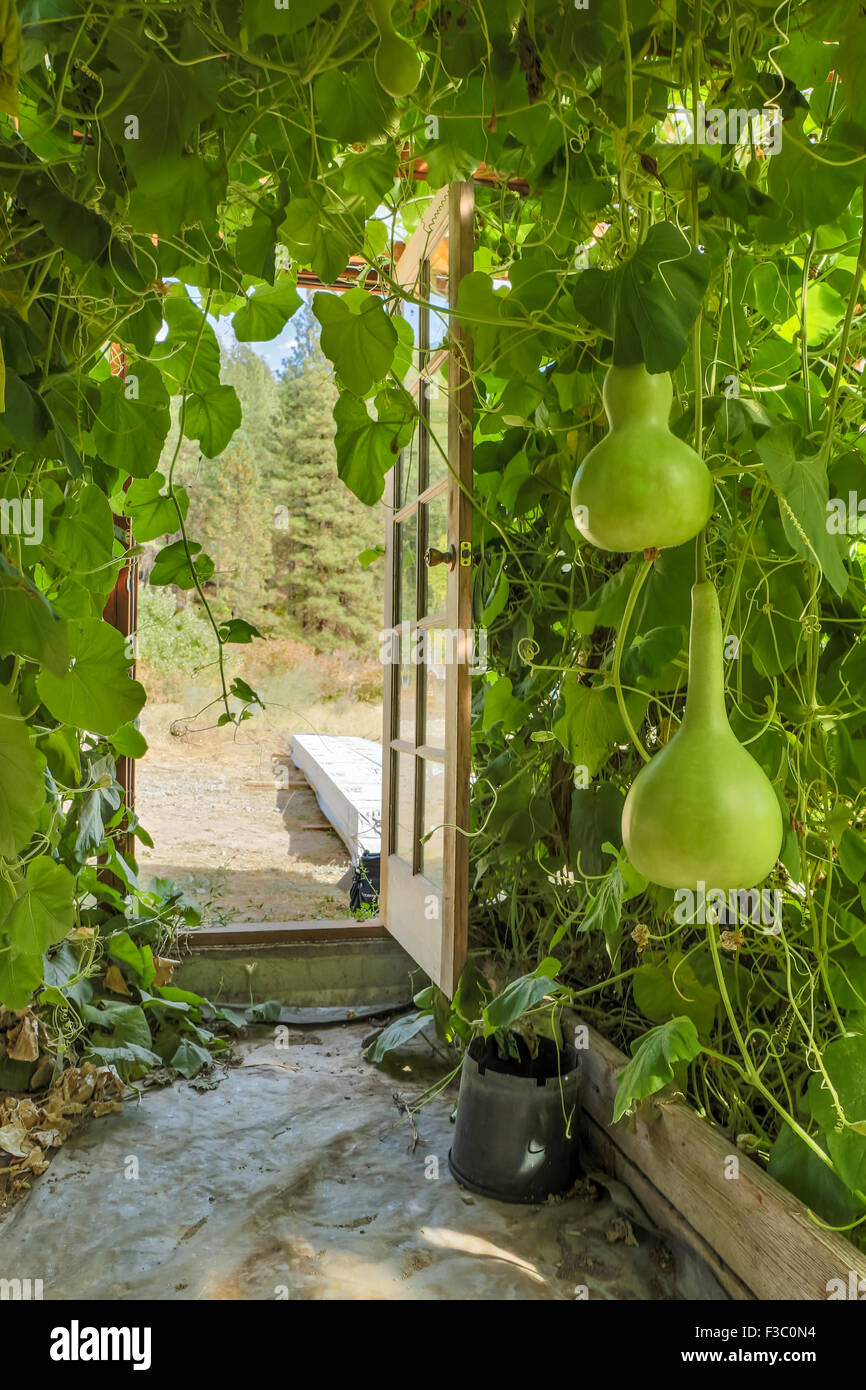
[370,0,421,97]
[622,580,783,890]
[571,364,714,552]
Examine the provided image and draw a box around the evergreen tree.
[264,305,384,651]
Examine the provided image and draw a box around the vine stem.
[611,558,652,763]
[705,915,855,1184]
[822,177,866,453]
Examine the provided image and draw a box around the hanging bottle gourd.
[571,364,714,552]
[622,580,783,890]
[369,0,421,98]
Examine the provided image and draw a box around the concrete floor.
[0,1023,725,1300]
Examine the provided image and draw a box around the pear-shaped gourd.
[370,0,421,97]
[622,580,783,890]
[571,364,714,552]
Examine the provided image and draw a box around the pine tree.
[264,306,384,651]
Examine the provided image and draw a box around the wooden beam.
[181,919,389,947]
[576,1018,866,1301]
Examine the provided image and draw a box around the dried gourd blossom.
[720,929,746,952]
[631,923,650,954]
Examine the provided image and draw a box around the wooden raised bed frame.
[576,1019,866,1301]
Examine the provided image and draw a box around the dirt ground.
[135,693,382,924]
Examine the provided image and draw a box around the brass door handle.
[424,544,456,570]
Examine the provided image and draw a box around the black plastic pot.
[448,1035,582,1204]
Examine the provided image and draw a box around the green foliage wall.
[2,0,866,1231]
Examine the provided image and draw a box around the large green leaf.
[553,674,646,776]
[0,683,44,860]
[128,154,227,239]
[36,617,146,736]
[281,198,355,286]
[805,1033,866,1194]
[482,960,562,1037]
[122,473,187,543]
[572,222,710,372]
[313,64,393,144]
[313,290,398,397]
[633,955,719,1038]
[153,289,222,394]
[183,383,242,458]
[757,426,848,598]
[0,555,68,674]
[148,538,214,590]
[232,276,302,342]
[612,1017,701,1122]
[89,361,171,477]
[768,1124,865,1227]
[0,857,75,1009]
[52,482,116,584]
[481,676,529,734]
[332,387,414,504]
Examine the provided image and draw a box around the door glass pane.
[422,758,445,887]
[399,510,418,625]
[398,629,416,744]
[426,375,450,486]
[400,426,420,507]
[394,752,416,866]
[423,489,449,617]
[424,635,447,748]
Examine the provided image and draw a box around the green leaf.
[757,426,848,598]
[332,387,414,505]
[281,197,354,286]
[36,617,146,736]
[482,964,562,1038]
[612,1017,701,1123]
[768,1124,865,1227]
[805,1032,866,1194]
[244,999,281,1022]
[553,673,645,776]
[149,538,214,590]
[481,675,528,734]
[89,362,171,477]
[0,857,75,1009]
[839,829,866,885]
[762,114,862,239]
[364,1011,431,1062]
[233,276,302,342]
[572,222,711,372]
[218,618,263,645]
[153,289,222,395]
[84,999,153,1050]
[0,555,68,674]
[569,782,625,879]
[122,473,187,543]
[128,155,227,239]
[183,383,242,458]
[313,289,398,398]
[313,64,393,144]
[242,0,333,41]
[633,955,719,1038]
[170,1037,212,1078]
[108,931,156,989]
[0,683,44,860]
[52,482,115,583]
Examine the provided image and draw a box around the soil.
[134,701,377,923]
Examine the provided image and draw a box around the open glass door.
[380,182,474,997]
